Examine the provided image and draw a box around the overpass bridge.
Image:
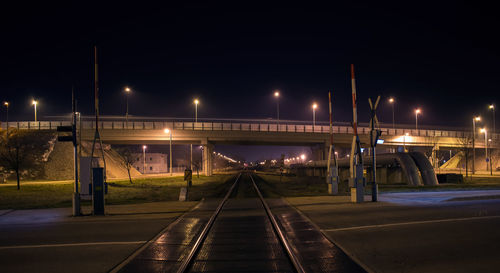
[2,117,498,176]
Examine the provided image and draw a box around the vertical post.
[392,102,395,130]
[472,118,476,175]
[72,89,80,216]
[126,94,129,128]
[484,129,488,172]
[143,145,146,173]
[170,131,173,176]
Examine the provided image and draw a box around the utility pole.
[472,116,480,175]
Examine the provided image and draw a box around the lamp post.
[3,101,8,131]
[480,128,488,172]
[489,104,495,135]
[164,129,173,176]
[472,116,481,174]
[404,132,409,152]
[142,145,147,174]
[124,87,131,127]
[415,108,421,130]
[312,103,318,127]
[32,100,38,122]
[274,91,280,126]
[388,97,395,129]
[192,99,199,171]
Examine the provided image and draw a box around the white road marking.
[0,241,147,250]
[322,215,500,232]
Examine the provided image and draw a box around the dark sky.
[1,2,498,129]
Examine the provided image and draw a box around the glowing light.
[312,103,318,109]
[480,128,486,133]
[3,101,8,106]
[300,154,306,160]
[489,104,495,110]
[274,91,280,97]
[194,99,199,105]
[164,128,170,134]
[415,108,421,114]
[142,145,147,150]
[389,97,394,103]
[475,116,481,121]
[124,87,131,92]
[32,100,38,105]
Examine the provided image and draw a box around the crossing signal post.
[368,96,382,202]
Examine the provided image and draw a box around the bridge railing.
[2,120,498,140]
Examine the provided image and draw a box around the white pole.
[169,132,173,176]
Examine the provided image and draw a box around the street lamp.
[480,128,488,173]
[142,145,147,174]
[489,104,495,134]
[124,87,131,127]
[32,100,38,122]
[164,129,173,176]
[404,132,409,152]
[415,108,421,130]
[274,91,280,126]
[194,99,199,122]
[312,103,318,127]
[388,97,395,129]
[3,101,9,130]
[472,116,481,174]
[300,154,306,162]
[192,99,199,171]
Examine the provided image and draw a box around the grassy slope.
[0,174,233,210]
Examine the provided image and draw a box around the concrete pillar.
[312,143,328,161]
[203,143,214,176]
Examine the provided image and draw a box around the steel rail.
[175,173,241,273]
[249,174,306,273]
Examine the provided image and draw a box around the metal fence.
[1,120,498,140]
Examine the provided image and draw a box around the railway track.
[176,172,304,273]
[115,172,366,273]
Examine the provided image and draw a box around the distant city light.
[3,101,8,106]
[124,87,131,92]
[274,91,280,97]
[300,154,306,160]
[489,104,495,109]
[389,97,394,103]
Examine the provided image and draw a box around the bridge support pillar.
[203,143,214,176]
[312,143,328,161]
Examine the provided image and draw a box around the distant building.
[132,153,168,174]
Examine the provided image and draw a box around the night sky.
[1,2,498,130]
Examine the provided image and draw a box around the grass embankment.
[0,174,233,210]
[255,172,341,197]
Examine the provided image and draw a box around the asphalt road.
[287,193,500,273]
[0,202,196,273]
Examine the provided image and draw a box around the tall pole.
[490,104,495,134]
[33,100,37,122]
[143,145,146,174]
[170,131,173,176]
[484,129,488,172]
[312,104,317,127]
[472,117,478,175]
[126,93,129,127]
[274,91,280,126]
[390,98,395,130]
[415,109,420,130]
[3,102,8,131]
